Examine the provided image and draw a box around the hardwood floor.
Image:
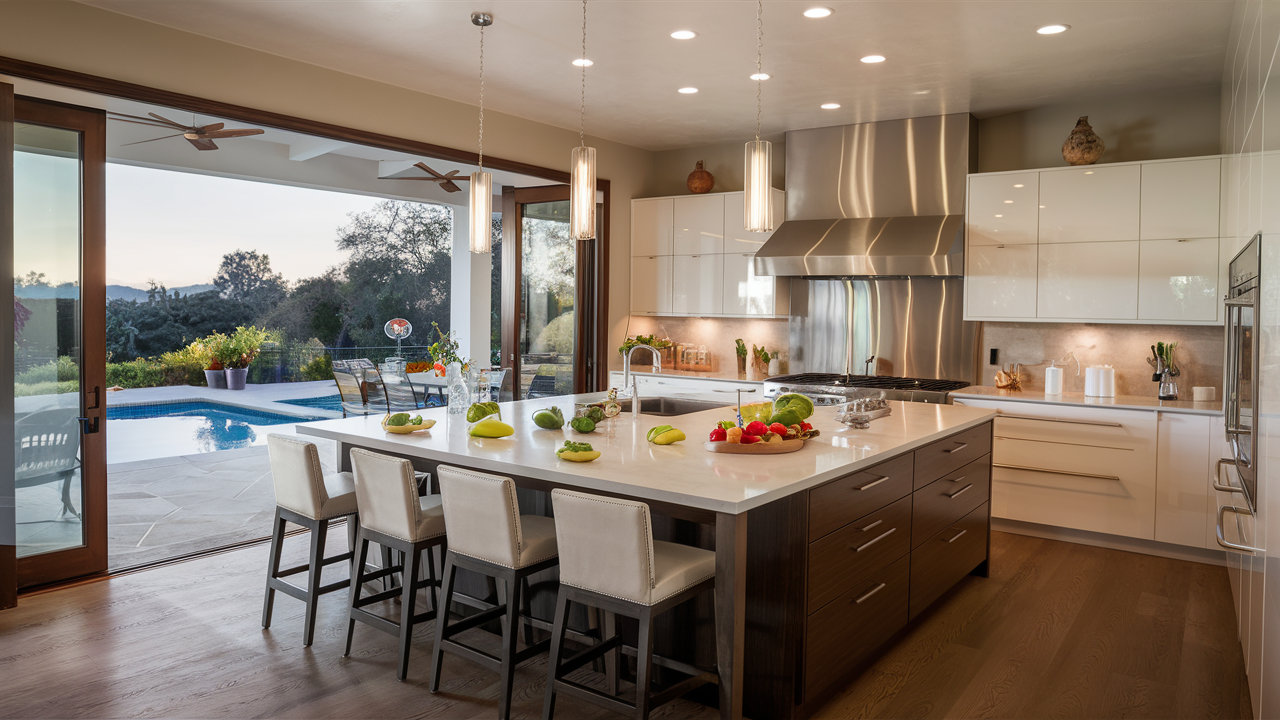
[0,530,1248,719]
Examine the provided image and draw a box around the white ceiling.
[78,0,1235,152]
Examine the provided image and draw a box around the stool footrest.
[649,671,718,708]
[353,587,402,607]
[266,577,308,602]
[620,645,716,680]
[317,578,351,595]
[320,551,354,567]
[558,635,622,677]
[553,678,634,716]
[442,604,506,637]
[276,563,310,578]
[349,606,400,637]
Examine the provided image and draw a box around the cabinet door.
[673,194,725,254]
[967,172,1039,246]
[1037,241,1139,320]
[722,252,778,315]
[630,255,672,314]
[724,189,784,253]
[672,254,724,315]
[1154,412,1211,548]
[1137,237,1219,322]
[1140,158,1221,240]
[1039,165,1141,243]
[964,244,1037,319]
[631,198,673,256]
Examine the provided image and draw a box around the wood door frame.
[501,185,608,395]
[12,97,108,589]
[1,82,14,609]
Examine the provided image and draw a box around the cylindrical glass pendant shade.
[469,170,493,253]
[570,145,597,240]
[744,139,773,233]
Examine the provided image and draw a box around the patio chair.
[527,370,559,399]
[332,359,381,418]
[15,410,82,519]
[379,362,428,412]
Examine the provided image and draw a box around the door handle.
[853,582,887,605]
[86,385,101,410]
[1214,458,1246,494]
[851,527,896,553]
[76,416,100,434]
[944,442,969,454]
[854,474,889,491]
[1216,505,1262,553]
[947,484,973,499]
[945,528,968,543]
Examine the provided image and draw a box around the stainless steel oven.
[1224,233,1261,513]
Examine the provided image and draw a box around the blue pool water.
[277,394,345,413]
[107,402,325,465]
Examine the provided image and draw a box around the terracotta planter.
[224,368,248,390]
[204,369,227,389]
[1062,116,1105,166]
[687,160,715,194]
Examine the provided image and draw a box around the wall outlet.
[989,348,999,365]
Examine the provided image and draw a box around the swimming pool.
[277,394,344,413]
[107,401,325,465]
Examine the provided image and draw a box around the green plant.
[216,326,270,369]
[299,353,334,381]
[618,334,672,356]
[159,343,212,386]
[735,339,747,359]
[14,356,79,386]
[14,380,79,397]
[754,345,773,365]
[106,359,166,389]
[428,321,464,367]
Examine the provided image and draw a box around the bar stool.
[543,489,719,720]
[430,465,560,720]
[261,434,359,647]
[344,448,447,681]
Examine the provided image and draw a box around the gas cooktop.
[763,373,971,405]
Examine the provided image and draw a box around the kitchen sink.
[617,397,731,417]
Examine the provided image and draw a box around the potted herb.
[428,321,463,376]
[217,326,269,390]
[619,334,672,365]
[198,335,227,389]
[735,339,747,377]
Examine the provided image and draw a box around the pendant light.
[744,0,774,233]
[570,0,597,241]
[469,12,494,254]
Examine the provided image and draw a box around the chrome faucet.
[863,356,876,376]
[622,344,661,418]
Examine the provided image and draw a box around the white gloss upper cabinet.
[671,254,724,315]
[965,245,1037,319]
[1039,165,1141,243]
[630,255,672,314]
[1140,158,1221,240]
[724,189,786,253]
[631,198,673,256]
[673,194,724,255]
[1137,237,1219,322]
[1037,241,1139,320]
[967,172,1039,246]
[722,252,788,316]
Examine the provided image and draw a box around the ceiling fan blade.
[442,180,462,193]
[120,133,186,147]
[197,122,226,134]
[198,128,264,140]
[148,112,191,130]
[108,114,184,129]
[186,137,219,151]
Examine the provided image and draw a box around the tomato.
[709,427,728,442]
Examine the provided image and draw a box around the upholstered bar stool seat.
[261,434,360,647]
[543,489,719,720]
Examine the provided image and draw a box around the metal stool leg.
[429,554,458,693]
[261,509,287,629]
[542,593,572,720]
[344,533,371,657]
[396,544,421,681]
[302,517,328,647]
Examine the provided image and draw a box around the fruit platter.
[381,412,437,434]
[704,393,819,454]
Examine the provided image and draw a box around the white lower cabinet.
[630,255,672,314]
[965,244,1038,318]
[1037,241,1139,320]
[1154,412,1212,547]
[672,254,724,315]
[1138,237,1219,322]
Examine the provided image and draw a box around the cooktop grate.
[768,373,971,392]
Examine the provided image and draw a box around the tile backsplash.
[620,316,789,376]
[981,322,1224,398]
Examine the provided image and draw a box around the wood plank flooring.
[0,530,1249,719]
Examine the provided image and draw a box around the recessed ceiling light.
[1037,24,1070,34]
[861,55,886,64]
[678,87,699,94]
[1084,170,1094,175]
[671,30,697,40]
[821,103,841,109]
[750,73,770,81]
[572,58,593,67]
[914,90,931,95]
[803,7,833,18]
[1013,183,1024,188]
[995,214,1004,218]
[1004,200,1013,204]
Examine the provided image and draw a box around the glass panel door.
[519,199,576,398]
[13,98,106,586]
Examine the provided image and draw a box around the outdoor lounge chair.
[15,409,82,519]
[332,359,423,418]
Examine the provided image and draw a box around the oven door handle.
[1216,505,1262,553]
[1224,301,1241,438]
[1214,458,1246,494]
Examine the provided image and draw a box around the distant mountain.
[106,284,218,301]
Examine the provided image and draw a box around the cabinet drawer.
[805,554,909,700]
[909,503,989,620]
[807,495,911,613]
[912,455,991,549]
[809,454,914,542]
[914,422,992,489]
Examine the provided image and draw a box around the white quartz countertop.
[297,393,996,515]
[952,386,1224,416]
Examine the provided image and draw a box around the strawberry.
[744,420,768,436]
[800,422,813,432]
[740,434,761,444]
[769,422,788,436]
[709,427,728,442]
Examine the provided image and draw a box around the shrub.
[15,380,79,397]
[158,344,209,386]
[15,356,79,386]
[216,326,271,369]
[106,359,166,389]
[299,353,333,382]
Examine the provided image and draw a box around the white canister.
[1099,365,1116,398]
[1084,366,1101,397]
[1045,365,1064,395]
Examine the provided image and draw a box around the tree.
[213,250,287,316]
[105,287,255,360]
[257,269,346,345]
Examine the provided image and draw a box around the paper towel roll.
[1100,366,1116,398]
[1085,366,1101,397]
[1045,366,1064,395]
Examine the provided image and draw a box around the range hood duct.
[756,113,977,278]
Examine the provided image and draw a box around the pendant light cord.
[580,0,587,149]
[755,0,762,142]
[478,22,485,169]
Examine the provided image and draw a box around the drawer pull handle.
[949,475,966,483]
[855,475,890,491]
[997,411,1124,428]
[945,528,968,543]
[853,582,888,604]
[947,484,973,499]
[944,442,969,454]
[993,462,1121,482]
[860,519,884,532]
[852,527,897,553]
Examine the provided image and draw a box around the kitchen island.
[298,394,995,719]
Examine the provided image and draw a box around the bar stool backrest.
[550,489,656,604]
[266,434,329,520]
[350,448,421,542]
[436,464,522,567]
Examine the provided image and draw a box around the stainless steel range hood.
[755,113,977,278]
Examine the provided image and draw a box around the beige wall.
[977,85,1222,172]
[0,0,656,371]
[648,134,785,197]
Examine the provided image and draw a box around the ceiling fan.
[108,112,265,151]
[398,162,472,193]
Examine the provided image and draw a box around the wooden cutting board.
[703,438,805,454]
